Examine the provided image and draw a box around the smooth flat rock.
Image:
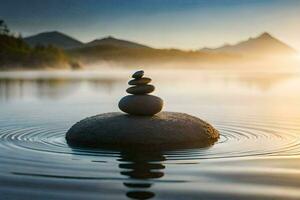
[132,70,144,79]
[128,77,151,85]
[119,95,163,115]
[126,85,155,95]
[66,112,219,150]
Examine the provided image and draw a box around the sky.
[0,0,300,50]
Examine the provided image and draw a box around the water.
[1,69,300,200]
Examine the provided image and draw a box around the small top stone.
[132,70,144,79]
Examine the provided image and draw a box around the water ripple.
[1,116,300,200]
[0,117,300,162]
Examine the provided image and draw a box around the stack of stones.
[118,70,163,116]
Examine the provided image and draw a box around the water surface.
[1,69,300,200]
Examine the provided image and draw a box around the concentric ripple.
[2,69,300,199]
[0,114,300,164]
[1,114,300,200]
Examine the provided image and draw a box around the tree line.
[0,19,72,69]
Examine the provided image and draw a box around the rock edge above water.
[66,112,219,150]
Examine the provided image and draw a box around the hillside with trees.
[0,20,77,70]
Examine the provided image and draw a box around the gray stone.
[132,70,144,79]
[128,77,151,85]
[118,95,163,115]
[126,85,155,95]
[66,112,219,150]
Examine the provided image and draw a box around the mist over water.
[1,68,300,199]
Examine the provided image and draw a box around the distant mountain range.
[24,31,150,50]
[24,31,83,49]
[84,36,151,49]
[200,32,297,56]
[23,31,297,66]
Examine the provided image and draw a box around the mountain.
[0,33,74,70]
[69,32,297,65]
[84,36,151,49]
[24,31,83,49]
[21,31,297,68]
[200,32,297,56]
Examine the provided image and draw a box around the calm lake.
[1,69,300,200]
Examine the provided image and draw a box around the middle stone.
[126,85,155,95]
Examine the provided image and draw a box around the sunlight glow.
[290,53,300,63]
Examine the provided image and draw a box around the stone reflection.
[118,150,166,200]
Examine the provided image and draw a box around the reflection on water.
[0,70,297,102]
[119,151,165,200]
[0,78,121,101]
[234,73,295,90]
[1,69,300,200]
